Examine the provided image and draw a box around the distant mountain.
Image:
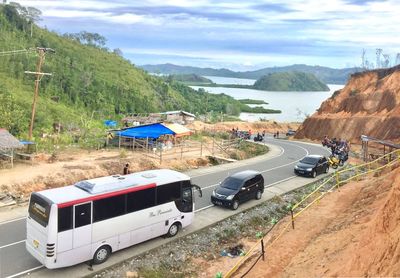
[253,72,330,91]
[143,63,237,78]
[140,63,362,85]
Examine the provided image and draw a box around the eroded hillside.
[237,164,400,277]
[295,66,400,142]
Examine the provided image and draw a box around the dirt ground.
[187,120,300,135]
[0,146,214,202]
[0,120,295,203]
[222,164,400,277]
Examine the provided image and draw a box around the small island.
[238,99,268,105]
[167,74,214,85]
[185,71,330,92]
[253,71,330,91]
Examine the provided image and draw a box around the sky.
[12,0,400,70]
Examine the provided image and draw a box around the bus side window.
[93,195,125,223]
[58,206,73,232]
[127,187,156,213]
[156,182,181,205]
[74,203,91,228]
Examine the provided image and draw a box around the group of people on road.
[322,135,350,164]
[254,130,266,142]
[231,128,252,139]
[322,136,350,154]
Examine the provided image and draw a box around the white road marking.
[189,143,285,178]
[265,175,297,188]
[0,239,25,249]
[5,265,44,278]
[195,204,214,212]
[0,217,26,226]
[198,140,309,191]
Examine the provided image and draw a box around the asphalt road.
[0,138,330,278]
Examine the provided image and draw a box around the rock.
[126,271,138,278]
[0,196,16,208]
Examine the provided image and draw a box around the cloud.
[12,0,400,69]
[251,3,297,13]
[344,0,386,5]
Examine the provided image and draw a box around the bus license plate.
[33,239,39,248]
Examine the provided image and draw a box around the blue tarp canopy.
[116,123,175,139]
[19,140,35,145]
[104,120,117,128]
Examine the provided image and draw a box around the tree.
[113,48,123,56]
[8,2,41,36]
[0,93,27,135]
[26,6,41,37]
[62,31,107,48]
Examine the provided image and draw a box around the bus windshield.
[28,193,51,227]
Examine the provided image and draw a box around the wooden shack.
[0,129,23,168]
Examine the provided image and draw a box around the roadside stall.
[114,123,176,151]
[0,129,23,168]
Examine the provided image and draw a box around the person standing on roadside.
[123,163,130,175]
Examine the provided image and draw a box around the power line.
[0,48,35,57]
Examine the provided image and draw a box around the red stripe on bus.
[57,183,156,208]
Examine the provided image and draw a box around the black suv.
[294,155,329,178]
[286,129,296,136]
[211,170,264,210]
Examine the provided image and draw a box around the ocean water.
[192,76,344,123]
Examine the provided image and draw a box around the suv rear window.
[28,193,51,227]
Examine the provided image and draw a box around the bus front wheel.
[167,222,180,237]
[93,245,111,264]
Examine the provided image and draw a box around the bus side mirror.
[192,184,203,198]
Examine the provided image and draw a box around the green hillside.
[253,72,330,91]
[0,3,274,139]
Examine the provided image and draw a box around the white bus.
[26,169,202,268]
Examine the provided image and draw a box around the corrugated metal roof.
[159,110,196,118]
[163,123,192,137]
[0,129,23,149]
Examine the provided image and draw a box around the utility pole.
[25,47,54,140]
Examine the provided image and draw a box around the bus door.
[181,186,193,212]
[191,184,202,208]
[73,202,92,249]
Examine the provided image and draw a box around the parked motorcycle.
[327,155,340,169]
[253,134,263,142]
[336,150,348,166]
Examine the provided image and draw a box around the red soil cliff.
[295,66,400,143]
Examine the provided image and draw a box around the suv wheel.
[325,166,329,173]
[312,170,317,178]
[255,190,262,200]
[231,200,239,210]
